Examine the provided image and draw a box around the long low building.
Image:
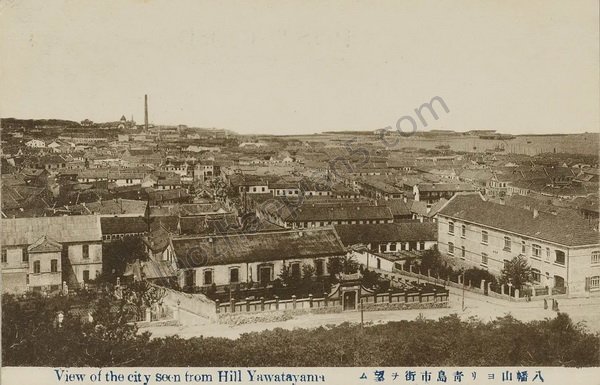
[437,193,600,297]
[162,228,347,289]
[257,200,394,229]
[334,222,437,253]
[1,215,103,293]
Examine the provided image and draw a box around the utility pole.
[360,298,364,328]
[462,271,466,312]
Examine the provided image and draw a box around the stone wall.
[362,300,448,312]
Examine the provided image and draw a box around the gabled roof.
[438,193,599,247]
[27,235,62,253]
[173,228,346,267]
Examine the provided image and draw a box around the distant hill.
[1,118,81,129]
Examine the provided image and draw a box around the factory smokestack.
[144,94,148,131]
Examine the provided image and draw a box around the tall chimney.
[144,94,149,131]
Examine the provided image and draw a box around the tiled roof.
[376,199,412,217]
[173,228,346,268]
[334,222,437,246]
[101,216,149,235]
[417,183,478,192]
[411,199,448,217]
[1,215,102,246]
[74,199,147,215]
[439,193,599,247]
[283,205,393,222]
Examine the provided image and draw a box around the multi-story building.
[437,193,600,297]
[1,215,103,293]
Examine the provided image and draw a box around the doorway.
[343,291,357,311]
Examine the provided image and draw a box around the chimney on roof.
[144,94,149,132]
[533,208,539,219]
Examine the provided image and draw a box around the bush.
[4,294,598,368]
[463,268,498,288]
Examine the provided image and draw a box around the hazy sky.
[1,1,598,135]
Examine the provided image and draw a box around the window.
[419,241,425,250]
[521,241,526,254]
[592,251,600,265]
[389,243,397,252]
[203,269,213,285]
[481,253,488,266]
[33,261,41,274]
[448,221,455,235]
[591,276,600,289]
[315,260,324,276]
[532,244,542,259]
[481,231,488,245]
[461,225,466,238]
[448,242,454,255]
[554,250,565,265]
[229,268,239,283]
[22,248,29,263]
[377,258,381,269]
[546,247,551,260]
[83,270,90,282]
[51,259,58,273]
[531,268,541,283]
[461,246,466,260]
[184,270,195,287]
[291,262,301,279]
[1,249,6,263]
[82,245,89,259]
[504,236,511,251]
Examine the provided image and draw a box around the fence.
[215,288,449,316]
[390,265,568,302]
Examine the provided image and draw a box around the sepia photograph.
[0,1,599,384]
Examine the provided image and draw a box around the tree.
[301,263,316,281]
[101,236,147,282]
[418,246,453,277]
[360,266,381,290]
[500,255,532,289]
[327,256,359,279]
[123,280,167,320]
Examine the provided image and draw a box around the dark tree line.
[3,293,598,367]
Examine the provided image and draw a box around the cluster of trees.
[4,291,598,367]
[410,248,534,292]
